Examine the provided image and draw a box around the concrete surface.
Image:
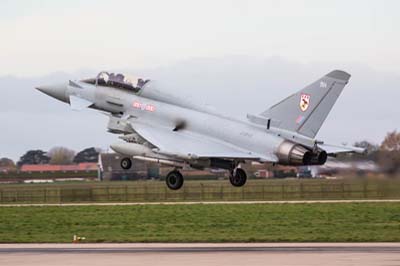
[1,243,400,266]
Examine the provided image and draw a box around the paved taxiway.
[1,243,400,266]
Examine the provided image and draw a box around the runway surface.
[1,199,400,207]
[1,243,400,266]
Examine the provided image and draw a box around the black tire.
[120,158,132,170]
[166,170,184,190]
[229,168,247,187]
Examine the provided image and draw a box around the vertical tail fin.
[260,70,351,138]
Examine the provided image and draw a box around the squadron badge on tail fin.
[300,93,310,112]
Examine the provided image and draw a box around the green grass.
[1,203,400,243]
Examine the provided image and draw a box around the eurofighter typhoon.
[36,70,363,189]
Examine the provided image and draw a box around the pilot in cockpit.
[82,72,148,93]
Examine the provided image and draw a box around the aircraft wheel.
[120,158,132,170]
[166,170,184,190]
[229,168,247,187]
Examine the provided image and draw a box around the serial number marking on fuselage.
[240,132,253,138]
[133,101,156,112]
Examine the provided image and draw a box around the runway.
[1,243,400,266]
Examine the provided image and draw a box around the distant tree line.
[0,157,16,170]
[6,147,101,168]
[341,130,400,174]
[377,131,400,174]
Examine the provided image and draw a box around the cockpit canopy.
[81,71,149,93]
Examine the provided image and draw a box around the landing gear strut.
[229,168,247,187]
[166,170,184,190]
[120,157,132,170]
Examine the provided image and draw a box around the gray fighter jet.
[36,70,364,189]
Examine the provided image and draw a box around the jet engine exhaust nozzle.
[276,140,326,166]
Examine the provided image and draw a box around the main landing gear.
[120,157,184,190]
[165,168,246,190]
[120,156,246,190]
[165,170,184,190]
[229,168,247,187]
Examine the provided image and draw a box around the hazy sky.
[0,0,399,76]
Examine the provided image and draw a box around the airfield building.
[98,153,160,181]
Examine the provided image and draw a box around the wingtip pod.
[326,70,351,82]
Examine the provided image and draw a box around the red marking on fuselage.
[133,101,141,109]
[145,104,155,112]
[132,101,155,112]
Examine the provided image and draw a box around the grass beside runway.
[1,202,400,243]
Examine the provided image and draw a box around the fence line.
[1,180,400,204]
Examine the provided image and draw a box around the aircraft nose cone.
[36,83,68,103]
